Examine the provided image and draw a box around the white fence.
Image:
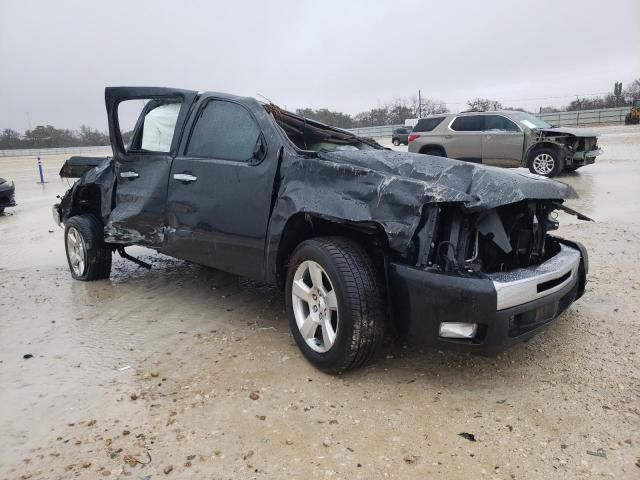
[0,145,111,158]
[536,107,630,127]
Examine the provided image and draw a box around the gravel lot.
[1,125,639,479]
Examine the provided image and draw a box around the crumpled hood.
[318,149,576,210]
[538,127,599,137]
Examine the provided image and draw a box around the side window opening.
[117,98,182,153]
[485,115,520,132]
[141,103,181,151]
[187,100,262,162]
[450,115,485,132]
[413,117,445,133]
[265,105,378,152]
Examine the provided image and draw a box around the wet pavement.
[1,125,639,479]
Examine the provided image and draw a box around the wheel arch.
[64,184,103,221]
[273,213,390,289]
[525,142,563,166]
[418,144,447,156]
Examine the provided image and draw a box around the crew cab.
[54,87,589,373]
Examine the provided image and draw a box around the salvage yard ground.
[1,125,639,479]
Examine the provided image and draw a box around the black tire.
[392,138,400,146]
[0,207,4,215]
[528,147,563,177]
[64,214,112,281]
[285,237,385,373]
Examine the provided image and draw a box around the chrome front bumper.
[487,244,581,310]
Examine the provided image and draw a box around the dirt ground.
[1,125,639,479]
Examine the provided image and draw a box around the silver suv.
[408,111,601,177]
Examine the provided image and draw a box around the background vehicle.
[54,87,588,373]
[0,177,16,214]
[408,111,602,177]
[391,126,412,146]
[625,99,640,125]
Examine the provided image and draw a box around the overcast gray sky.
[1,0,639,131]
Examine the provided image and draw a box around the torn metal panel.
[59,156,110,178]
[58,157,115,221]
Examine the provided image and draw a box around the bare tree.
[466,98,503,112]
[624,78,640,100]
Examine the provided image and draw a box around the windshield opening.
[511,112,552,129]
[264,104,378,152]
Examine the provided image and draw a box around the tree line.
[2,78,638,149]
[296,95,449,129]
[0,125,110,150]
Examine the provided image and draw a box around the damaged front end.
[412,200,567,274]
[387,198,588,353]
[530,128,602,168]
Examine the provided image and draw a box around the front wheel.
[285,237,385,373]
[64,214,112,281]
[392,138,400,146]
[528,148,562,177]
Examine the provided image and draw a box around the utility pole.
[26,112,32,130]
[418,89,422,118]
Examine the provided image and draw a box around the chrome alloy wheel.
[532,153,555,175]
[291,260,339,353]
[66,227,87,276]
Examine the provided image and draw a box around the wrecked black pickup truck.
[54,87,589,373]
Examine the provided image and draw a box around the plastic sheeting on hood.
[268,148,576,255]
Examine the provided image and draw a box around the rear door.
[481,114,524,167]
[163,96,280,280]
[105,87,197,247]
[443,115,485,162]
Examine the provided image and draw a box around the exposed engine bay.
[413,200,590,274]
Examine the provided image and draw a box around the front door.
[104,87,197,247]
[163,97,280,280]
[481,114,524,167]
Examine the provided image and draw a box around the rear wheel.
[64,214,112,281]
[285,237,385,373]
[528,148,562,177]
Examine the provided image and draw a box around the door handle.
[120,171,139,179]
[173,173,198,183]
[444,135,453,139]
